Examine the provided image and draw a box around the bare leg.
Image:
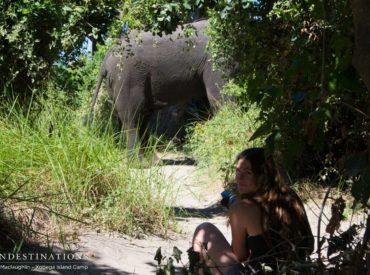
[192,222,243,274]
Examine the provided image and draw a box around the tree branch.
[352,0,370,92]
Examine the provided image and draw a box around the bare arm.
[229,200,264,262]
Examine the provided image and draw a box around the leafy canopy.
[1,0,368,204]
[0,0,121,98]
[127,0,369,204]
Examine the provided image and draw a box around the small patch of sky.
[81,37,93,56]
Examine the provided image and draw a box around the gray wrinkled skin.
[91,20,227,155]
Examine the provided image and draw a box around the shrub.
[184,104,263,177]
[0,88,174,245]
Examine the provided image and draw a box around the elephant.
[91,19,232,157]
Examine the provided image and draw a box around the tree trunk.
[352,0,370,92]
[91,38,97,54]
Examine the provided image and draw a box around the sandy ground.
[15,156,366,275]
[67,162,231,275]
[73,163,230,275]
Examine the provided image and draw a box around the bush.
[184,104,263,177]
[0,87,174,245]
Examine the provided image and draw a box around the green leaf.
[164,257,174,275]
[63,6,73,12]
[328,78,337,93]
[310,0,324,20]
[187,247,200,273]
[286,137,304,157]
[196,0,203,6]
[220,6,233,19]
[154,247,163,265]
[21,8,31,15]
[172,246,182,263]
[351,167,370,203]
[74,6,84,13]
[346,153,368,176]
[242,0,252,9]
[265,129,282,152]
[183,2,191,10]
[249,122,271,141]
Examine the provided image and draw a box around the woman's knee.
[193,222,220,238]
[194,222,217,233]
[192,222,218,252]
[193,222,222,244]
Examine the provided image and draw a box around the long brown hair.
[237,148,314,260]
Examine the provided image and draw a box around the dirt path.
[27,158,365,275]
[76,163,229,274]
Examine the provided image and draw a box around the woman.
[191,148,314,274]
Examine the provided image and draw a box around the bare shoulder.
[229,198,261,218]
[229,198,263,235]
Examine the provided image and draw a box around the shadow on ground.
[172,201,226,219]
[0,203,134,275]
[159,157,197,166]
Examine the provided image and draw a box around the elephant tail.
[86,67,107,126]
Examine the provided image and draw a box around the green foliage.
[129,0,370,204]
[51,41,109,105]
[204,0,370,202]
[52,40,119,129]
[125,1,187,35]
[118,1,370,200]
[4,0,369,202]
[121,0,217,35]
[0,0,122,98]
[0,89,174,237]
[184,103,262,175]
[155,246,185,275]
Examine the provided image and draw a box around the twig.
[305,202,328,225]
[302,184,330,223]
[338,101,370,120]
[354,214,370,274]
[317,186,332,266]
[320,28,326,96]
[8,193,65,203]
[320,0,329,97]
[40,205,90,225]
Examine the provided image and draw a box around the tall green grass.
[0,91,174,238]
[184,104,263,177]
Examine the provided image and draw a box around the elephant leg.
[119,117,141,158]
[127,124,139,153]
[143,74,168,110]
[115,81,150,160]
[203,67,225,110]
[122,115,159,163]
[139,114,160,163]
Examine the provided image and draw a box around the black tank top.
[245,234,276,271]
